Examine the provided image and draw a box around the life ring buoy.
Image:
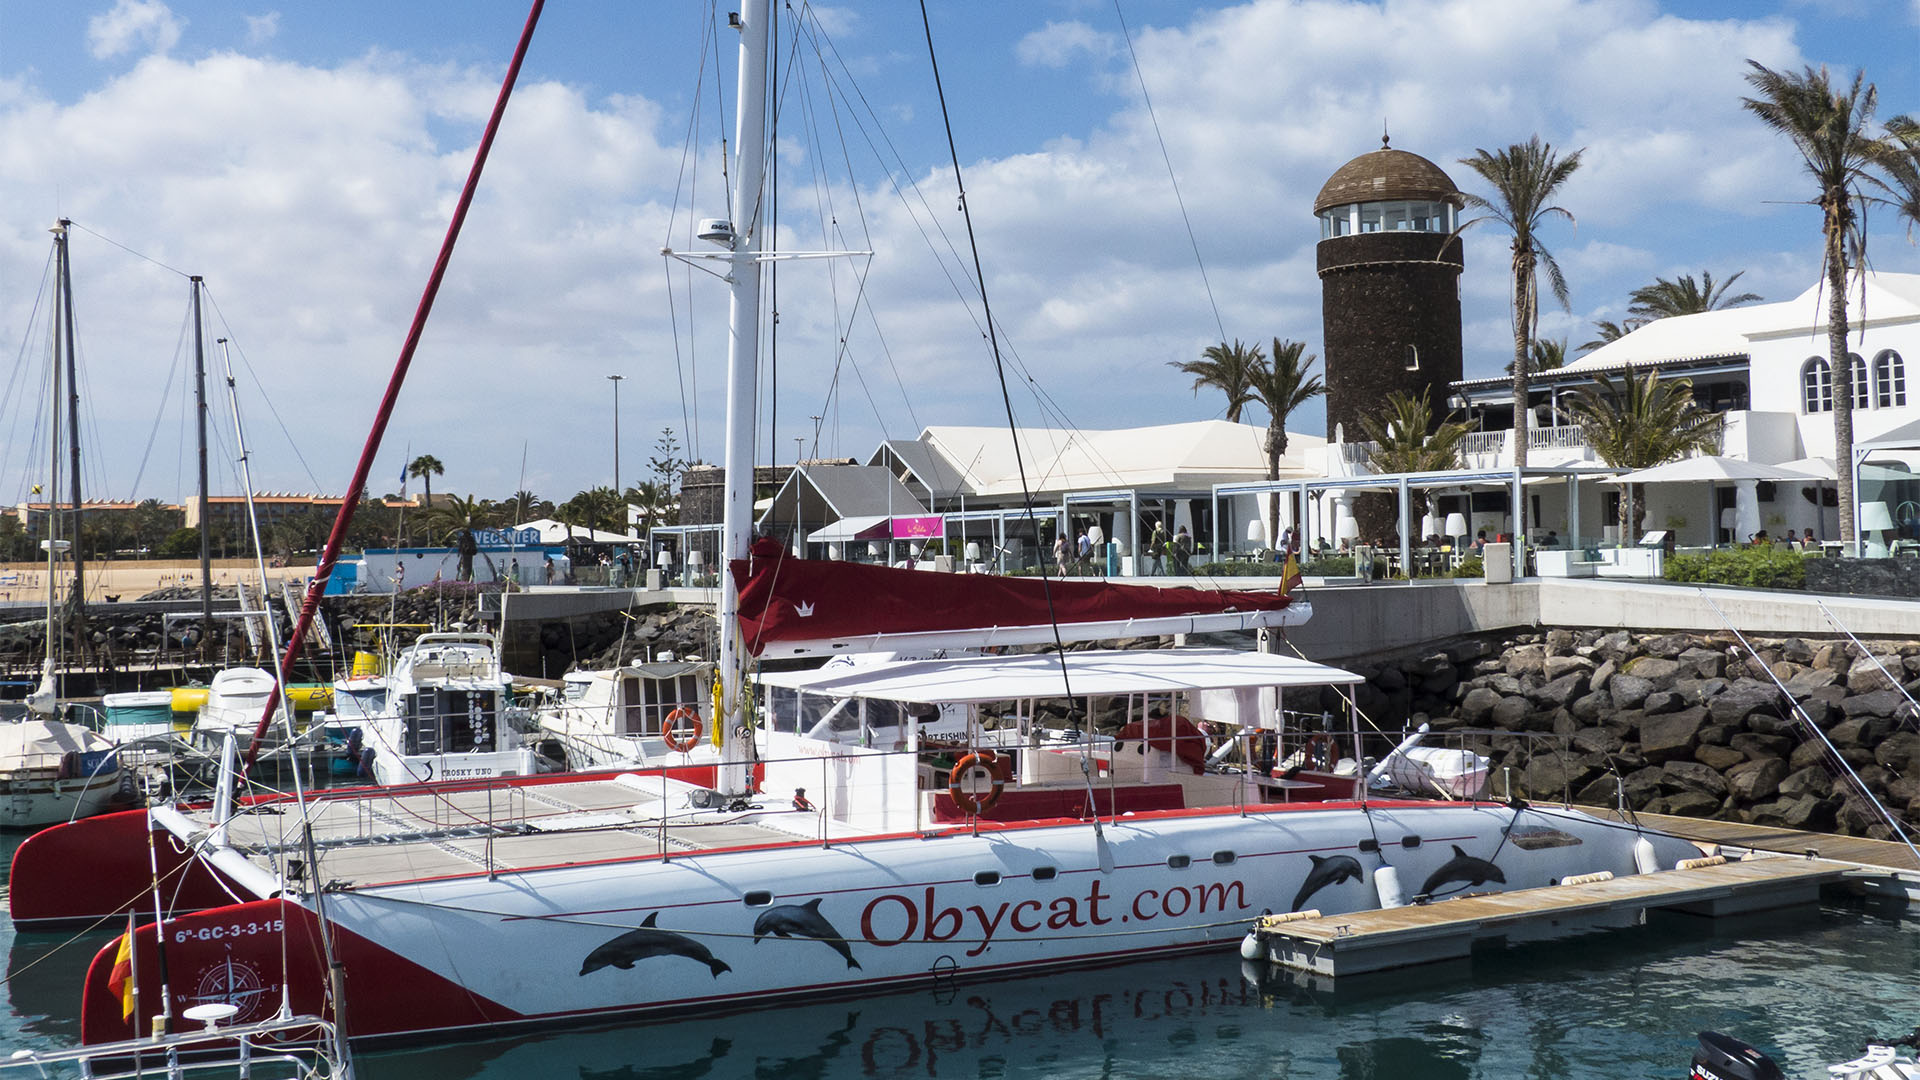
[1304,733,1339,773]
[661,707,703,754]
[948,751,1005,815]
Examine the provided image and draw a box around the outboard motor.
[1691,1032,1785,1080]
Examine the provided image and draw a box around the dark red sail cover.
[731,538,1293,656]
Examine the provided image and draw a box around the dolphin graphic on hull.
[1418,844,1506,898]
[1290,854,1363,912]
[580,912,731,978]
[753,897,861,969]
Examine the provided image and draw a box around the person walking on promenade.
[1148,521,1169,575]
[1173,526,1194,575]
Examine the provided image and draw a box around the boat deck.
[1261,855,1853,978]
[1588,808,1920,875]
[202,775,832,889]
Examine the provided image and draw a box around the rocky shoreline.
[1325,627,1920,839]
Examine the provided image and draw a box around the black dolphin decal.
[1418,844,1506,897]
[1290,854,1364,912]
[580,912,731,978]
[752,897,861,969]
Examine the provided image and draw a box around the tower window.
[1875,350,1906,408]
[1848,353,1870,409]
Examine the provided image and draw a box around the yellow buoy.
[171,686,209,714]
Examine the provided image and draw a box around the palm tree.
[1459,136,1585,547]
[1742,60,1883,545]
[1247,338,1326,543]
[1882,114,1920,240]
[1361,390,1473,522]
[1563,373,1724,541]
[1170,339,1263,421]
[407,454,444,511]
[508,489,542,524]
[428,494,491,581]
[1626,270,1763,321]
[1507,338,1569,376]
[1580,318,1645,353]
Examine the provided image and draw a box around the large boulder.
[1677,647,1727,680]
[1693,744,1747,772]
[1521,752,1603,800]
[1664,760,1731,800]
[1374,665,1407,692]
[1642,691,1685,715]
[1778,637,1816,665]
[1544,654,1595,681]
[1642,634,1693,660]
[1708,679,1784,725]
[1531,672,1590,708]
[1874,730,1920,773]
[1788,740,1829,772]
[1640,706,1711,764]
[1839,690,1906,719]
[1570,691,1610,724]
[1829,715,1897,748]
[1420,665,1459,696]
[1459,684,1505,718]
[1651,790,1722,817]
[1727,758,1788,803]
[1588,658,1618,694]
[1571,727,1624,755]
[1624,656,1686,684]
[1748,794,1836,831]
[1622,767,1667,806]
[1729,732,1792,761]
[1777,765,1834,800]
[1592,631,1635,664]
[1505,645,1547,680]
[1846,654,1903,694]
[1611,674,1655,711]
[1544,628,1577,656]
[1490,695,1533,730]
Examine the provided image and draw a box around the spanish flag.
[1281,552,1302,598]
[106,928,135,1022]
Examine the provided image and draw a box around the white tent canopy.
[1599,456,1820,486]
[805,515,892,544]
[755,648,1362,705]
[514,518,634,544]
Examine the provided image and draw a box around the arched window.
[1874,349,1906,408]
[1847,352,1870,409]
[1802,357,1832,413]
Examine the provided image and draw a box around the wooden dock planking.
[1586,808,1920,875]
[1265,856,1853,977]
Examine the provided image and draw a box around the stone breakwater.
[1325,628,1920,839]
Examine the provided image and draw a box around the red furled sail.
[732,538,1300,657]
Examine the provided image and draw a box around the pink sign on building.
[891,515,944,539]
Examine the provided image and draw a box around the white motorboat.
[0,719,127,829]
[357,631,544,785]
[190,667,281,749]
[534,660,715,769]
[1691,1029,1920,1080]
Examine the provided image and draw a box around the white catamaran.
[6,4,1710,1048]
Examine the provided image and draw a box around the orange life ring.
[948,751,1005,815]
[661,707,703,754]
[1305,733,1339,773]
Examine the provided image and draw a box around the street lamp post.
[607,373,625,497]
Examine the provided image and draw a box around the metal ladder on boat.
[234,580,266,656]
[288,578,336,654]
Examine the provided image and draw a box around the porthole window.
[1031,866,1058,882]
[742,890,773,907]
[1212,851,1237,866]
[1166,854,1192,870]
[974,870,1001,886]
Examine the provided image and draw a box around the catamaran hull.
[79,801,1698,1044]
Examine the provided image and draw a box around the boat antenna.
[241,0,546,774]
[918,3,1113,871]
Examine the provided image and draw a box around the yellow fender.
[171,687,209,714]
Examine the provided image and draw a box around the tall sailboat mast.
[191,276,214,655]
[55,219,86,660]
[715,0,771,797]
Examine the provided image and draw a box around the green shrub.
[1452,555,1485,578]
[1662,547,1806,590]
[1190,561,1279,577]
[1300,556,1354,576]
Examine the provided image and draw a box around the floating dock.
[1259,855,1852,978]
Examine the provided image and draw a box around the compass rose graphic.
[189,956,273,1022]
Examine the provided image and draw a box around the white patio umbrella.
[1598,457,1821,547]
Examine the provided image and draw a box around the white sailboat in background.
[1,220,129,828]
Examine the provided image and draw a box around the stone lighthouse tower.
[1314,137,1465,444]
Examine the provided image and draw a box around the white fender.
[1239,931,1267,961]
[1374,864,1406,909]
[1632,836,1659,876]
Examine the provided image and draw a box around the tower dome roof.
[1313,140,1461,212]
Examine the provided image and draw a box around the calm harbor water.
[3,830,1915,1079]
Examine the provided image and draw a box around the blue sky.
[1,0,1917,505]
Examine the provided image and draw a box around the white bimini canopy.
[756,647,1363,705]
[1600,456,1820,486]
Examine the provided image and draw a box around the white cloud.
[87,0,184,60]
[1015,21,1114,68]
[244,12,279,46]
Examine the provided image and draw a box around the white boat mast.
[715,0,771,796]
